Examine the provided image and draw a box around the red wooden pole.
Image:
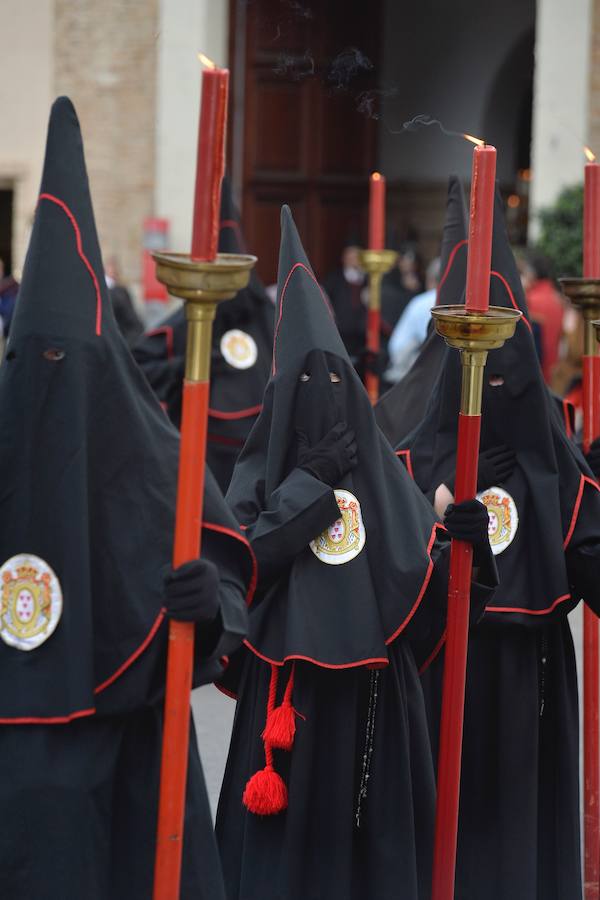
[365,306,380,404]
[583,352,600,900]
[431,410,482,900]
[153,376,210,899]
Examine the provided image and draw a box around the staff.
[430,141,520,900]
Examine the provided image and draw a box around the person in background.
[105,255,144,346]
[385,257,440,383]
[322,242,367,364]
[518,250,564,384]
[381,241,424,335]
[0,257,19,338]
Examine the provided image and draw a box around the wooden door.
[228,0,381,285]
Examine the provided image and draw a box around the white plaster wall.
[0,0,54,275]
[155,0,229,252]
[529,0,592,237]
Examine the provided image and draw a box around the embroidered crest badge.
[476,486,519,556]
[220,329,258,370]
[309,489,366,565]
[0,555,63,651]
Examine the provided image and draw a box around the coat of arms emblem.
[476,486,519,556]
[220,329,258,370]
[0,554,63,650]
[309,489,366,565]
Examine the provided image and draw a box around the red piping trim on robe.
[207,433,245,447]
[563,399,574,438]
[436,239,467,304]
[208,404,263,420]
[418,629,447,675]
[39,193,103,336]
[145,324,175,360]
[243,521,445,669]
[94,608,166,694]
[490,270,533,333]
[272,262,335,376]
[0,707,96,725]
[216,683,238,700]
[395,448,414,479]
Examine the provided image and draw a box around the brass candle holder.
[431,306,521,414]
[358,248,397,403]
[560,278,600,358]
[153,251,257,381]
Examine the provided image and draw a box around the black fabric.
[405,187,600,899]
[441,444,517,495]
[400,186,600,623]
[0,706,225,900]
[586,436,600,478]
[0,97,253,720]
[422,619,581,900]
[322,267,367,363]
[225,205,449,669]
[132,176,274,492]
[374,176,467,446]
[108,283,143,346]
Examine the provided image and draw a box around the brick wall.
[54,0,159,300]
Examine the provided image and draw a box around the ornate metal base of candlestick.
[560,279,600,356]
[359,248,398,278]
[153,251,257,381]
[431,306,521,414]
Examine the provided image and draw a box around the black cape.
[133,177,274,492]
[375,176,467,445]
[0,97,254,899]
[401,188,600,898]
[216,206,495,900]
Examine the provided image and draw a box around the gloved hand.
[441,444,516,494]
[586,437,600,479]
[164,558,220,623]
[297,421,358,487]
[443,499,492,567]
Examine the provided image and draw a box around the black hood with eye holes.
[0,97,254,721]
[132,175,274,491]
[226,206,446,669]
[398,187,600,621]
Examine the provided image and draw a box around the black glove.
[164,558,220,623]
[586,437,600,479]
[443,499,492,566]
[297,421,358,487]
[442,444,516,494]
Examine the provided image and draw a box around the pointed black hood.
[399,187,599,621]
[0,98,253,721]
[132,175,274,492]
[375,176,467,445]
[226,206,445,668]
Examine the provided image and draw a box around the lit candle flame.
[585,145,596,162]
[463,133,485,147]
[198,52,216,70]
[372,171,382,180]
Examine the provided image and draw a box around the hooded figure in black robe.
[215,206,497,900]
[375,176,466,445]
[0,97,255,900]
[133,177,274,492]
[397,188,600,900]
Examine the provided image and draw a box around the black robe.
[0,97,254,899]
[133,178,274,493]
[216,206,496,900]
[399,188,600,899]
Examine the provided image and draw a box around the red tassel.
[243,764,288,815]
[263,699,296,750]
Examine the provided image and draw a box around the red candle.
[584,154,600,277]
[191,56,229,261]
[464,143,497,312]
[368,172,385,250]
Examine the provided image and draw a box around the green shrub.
[535,184,583,277]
